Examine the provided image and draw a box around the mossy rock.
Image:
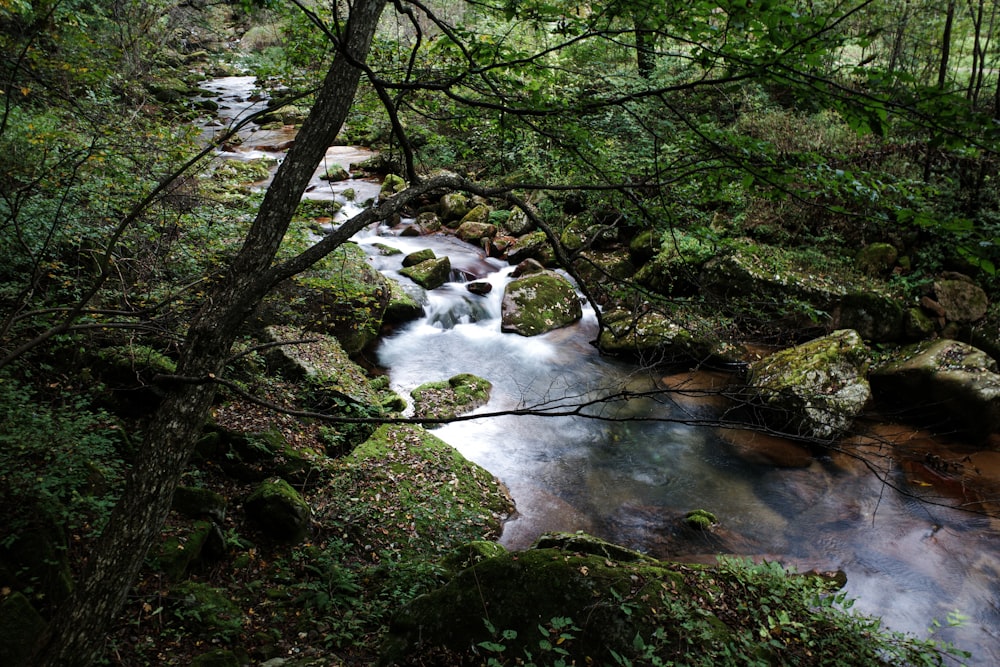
[320,164,350,181]
[440,192,471,223]
[411,373,492,422]
[747,329,871,440]
[635,232,717,296]
[856,242,898,275]
[261,242,392,354]
[152,520,226,580]
[380,173,407,197]
[399,256,452,290]
[500,270,582,336]
[506,230,554,266]
[172,581,245,640]
[172,486,227,523]
[455,220,496,244]
[559,215,617,252]
[327,424,513,559]
[0,592,46,666]
[245,477,312,543]
[458,203,491,225]
[402,248,436,267]
[596,307,738,366]
[440,541,508,574]
[380,539,694,665]
[870,339,1000,441]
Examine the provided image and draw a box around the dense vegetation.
[1,0,997,664]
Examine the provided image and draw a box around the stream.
[201,77,1000,664]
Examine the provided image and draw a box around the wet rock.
[401,248,435,267]
[455,220,496,244]
[245,477,312,543]
[933,277,988,323]
[746,329,871,440]
[319,164,349,182]
[500,270,582,336]
[458,203,490,225]
[870,339,1000,442]
[466,281,492,295]
[400,256,451,290]
[411,373,492,422]
[717,427,814,467]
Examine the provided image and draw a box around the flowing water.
[198,76,1000,664]
[366,226,1000,665]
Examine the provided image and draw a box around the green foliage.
[0,374,126,540]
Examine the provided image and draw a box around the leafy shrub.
[0,373,126,541]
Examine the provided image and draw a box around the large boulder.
[258,242,392,354]
[932,276,989,323]
[746,329,871,440]
[381,533,861,666]
[501,270,582,336]
[870,339,1000,442]
[597,308,733,366]
[245,477,312,543]
[700,242,907,342]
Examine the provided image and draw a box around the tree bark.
[30,1,388,664]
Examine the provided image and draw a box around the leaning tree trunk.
[30,1,388,664]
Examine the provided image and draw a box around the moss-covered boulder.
[746,329,871,440]
[501,208,533,235]
[458,203,490,225]
[380,173,406,198]
[439,192,471,223]
[325,424,513,558]
[260,242,392,354]
[399,256,452,290]
[506,230,554,266]
[700,242,907,342]
[635,232,716,296]
[245,477,312,543]
[402,248,436,267]
[560,216,617,252]
[189,649,242,667]
[870,339,1000,442]
[855,242,898,275]
[261,325,392,407]
[320,163,350,182]
[152,519,226,580]
[411,373,492,422]
[500,270,582,336]
[381,531,872,666]
[597,308,735,366]
[0,592,46,666]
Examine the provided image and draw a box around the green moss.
[325,424,512,559]
[411,373,492,422]
[500,270,582,336]
[172,581,244,640]
[683,508,718,530]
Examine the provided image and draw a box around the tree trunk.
[30,1,388,664]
